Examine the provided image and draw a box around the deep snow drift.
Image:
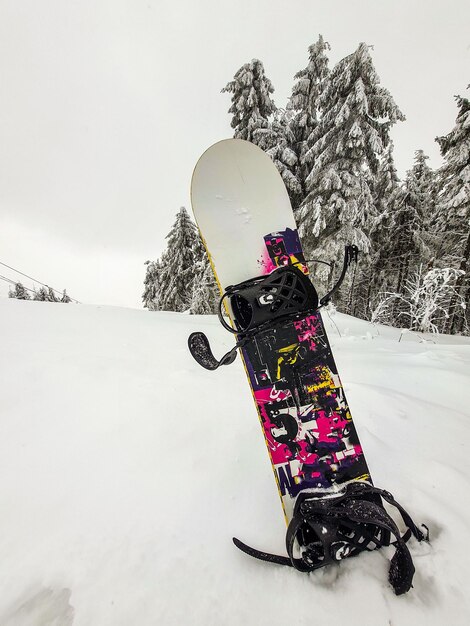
[0,297,469,625]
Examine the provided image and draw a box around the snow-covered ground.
[1,297,469,626]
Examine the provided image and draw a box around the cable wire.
[0,274,37,294]
[0,260,80,303]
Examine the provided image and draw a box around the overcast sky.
[0,0,468,308]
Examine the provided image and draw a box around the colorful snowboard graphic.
[190,139,370,521]
[240,227,369,519]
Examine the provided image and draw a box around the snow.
[1,297,470,625]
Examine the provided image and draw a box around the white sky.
[0,0,468,308]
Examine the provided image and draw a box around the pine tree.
[373,141,400,218]
[142,259,163,311]
[33,287,48,301]
[61,290,72,303]
[47,287,58,302]
[371,180,427,327]
[407,150,436,242]
[152,207,199,313]
[8,282,31,300]
[297,43,405,299]
[222,59,276,143]
[288,35,331,146]
[190,253,219,315]
[435,88,470,333]
[143,208,218,314]
[287,35,331,201]
[393,185,427,293]
[253,109,303,208]
[189,228,219,314]
[354,142,401,318]
[375,152,432,302]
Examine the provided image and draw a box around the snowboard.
[189,138,371,522]
[188,139,426,594]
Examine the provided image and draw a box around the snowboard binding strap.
[188,245,358,370]
[233,481,428,595]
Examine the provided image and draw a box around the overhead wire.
[0,274,71,301]
[0,274,37,295]
[0,260,81,303]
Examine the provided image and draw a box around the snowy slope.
[0,297,469,626]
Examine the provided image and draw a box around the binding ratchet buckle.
[220,264,318,334]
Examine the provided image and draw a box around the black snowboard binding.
[233,481,428,595]
[188,245,358,370]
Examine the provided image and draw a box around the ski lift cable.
[0,274,74,301]
[0,274,37,294]
[0,260,81,303]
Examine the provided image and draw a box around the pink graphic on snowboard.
[241,228,368,496]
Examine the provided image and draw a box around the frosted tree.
[390,185,426,294]
[407,151,435,212]
[367,175,429,326]
[142,259,163,311]
[370,141,402,280]
[373,141,400,218]
[372,266,466,334]
[253,109,303,208]
[33,287,48,301]
[354,142,401,318]
[222,59,276,143]
[61,290,72,303]
[143,208,219,314]
[8,282,31,300]
[434,88,470,333]
[287,34,331,199]
[190,253,219,315]
[297,42,405,299]
[157,207,200,312]
[253,36,331,211]
[406,150,436,247]
[374,152,432,302]
[47,287,58,302]
[288,35,330,145]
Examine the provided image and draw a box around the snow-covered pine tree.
[8,282,31,300]
[156,207,200,312]
[33,287,48,301]
[61,290,72,303]
[393,188,426,293]
[142,259,163,311]
[373,141,401,219]
[222,59,276,143]
[297,43,404,304]
[408,151,435,210]
[289,35,330,146]
[435,88,470,334]
[368,149,431,319]
[190,253,219,315]
[47,287,58,302]
[355,141,401,318]
[253,109,303,209]
[406,150,436,247]
[143,208,219,314]
[187,226,219,315]
[287,34,331,203]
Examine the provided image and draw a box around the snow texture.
[1,297,470,625]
